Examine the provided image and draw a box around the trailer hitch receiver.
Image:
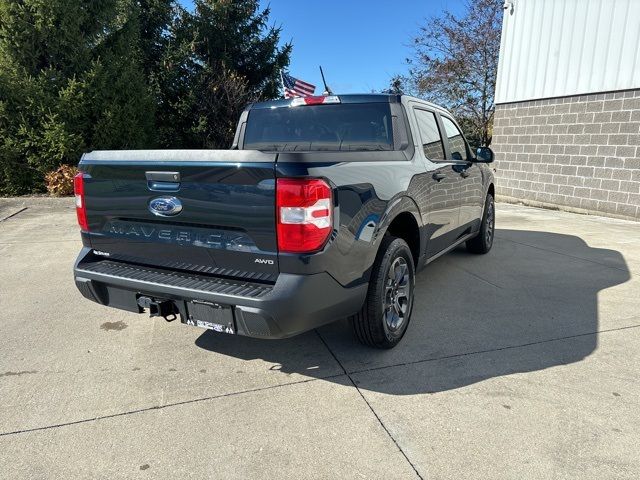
[137,296,177,321]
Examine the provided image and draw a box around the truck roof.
[249,93,450,115]
[250,93,399,110]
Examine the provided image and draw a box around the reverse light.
[276,178,333,253]
[73,172,89,231]
[290,95,341,106]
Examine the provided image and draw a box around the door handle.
[432,172,446,182]
[146,171,181,192]
[146,171,180,182]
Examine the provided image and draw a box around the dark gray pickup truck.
[73,94,495,348]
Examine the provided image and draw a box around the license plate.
[184,301,234,334]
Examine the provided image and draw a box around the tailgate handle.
[146,171,180,192]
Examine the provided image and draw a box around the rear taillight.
[73,172,89,231]
[276,178,333,253]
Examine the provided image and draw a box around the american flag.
[281,72,316,98]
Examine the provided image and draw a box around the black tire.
[350,236,415,349]
[466,192,495,254]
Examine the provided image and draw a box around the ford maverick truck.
[73,94,495,348]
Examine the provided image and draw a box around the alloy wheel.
[383,256,411,332]
[485,198,495,247]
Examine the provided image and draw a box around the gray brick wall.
[492,89,640,220]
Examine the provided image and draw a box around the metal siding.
[496,0,640,104]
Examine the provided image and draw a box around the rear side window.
[413,109,445,160]
[243,103,393,152]
[441,116,469,161]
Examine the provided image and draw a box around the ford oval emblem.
[149,196,183,217]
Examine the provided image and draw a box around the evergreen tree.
[156,0,291,149]
[0,0,155,194]
[137,0,174,78]
[85,1,156,150]
[0,0,291,194]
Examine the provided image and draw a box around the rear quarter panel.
[275,157,427,288]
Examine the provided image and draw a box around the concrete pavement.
[1,198,639,479]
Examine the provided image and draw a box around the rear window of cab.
[243,103,394,152]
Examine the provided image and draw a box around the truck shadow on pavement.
[195,229,631,395]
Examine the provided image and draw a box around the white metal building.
[492,0,640,220]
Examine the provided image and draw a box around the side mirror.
[475,146,494,163]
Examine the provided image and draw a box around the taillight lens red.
[276,178,333,253]
[73,172,89,231]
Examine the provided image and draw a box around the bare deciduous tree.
[198,64,251,149]
[405,0,502,146]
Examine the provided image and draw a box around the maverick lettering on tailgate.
[105,220,257,252]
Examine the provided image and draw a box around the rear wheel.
[351,236,415,349]
[466,192,495,254]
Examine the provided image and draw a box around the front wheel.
[466,193,495,254]
[350,236,415,349]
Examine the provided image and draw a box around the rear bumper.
[73,248,367,339]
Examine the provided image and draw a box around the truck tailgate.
[79,150,278,282]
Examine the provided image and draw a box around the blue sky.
[178,1,466,93]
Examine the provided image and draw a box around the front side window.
[413,109,445,160]
[441,116,469,161]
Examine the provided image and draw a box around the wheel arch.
[376,196,423,267]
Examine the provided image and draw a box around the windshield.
[243,103,394,152]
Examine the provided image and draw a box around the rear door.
[80,150,279,282]
[411,106,463,257]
